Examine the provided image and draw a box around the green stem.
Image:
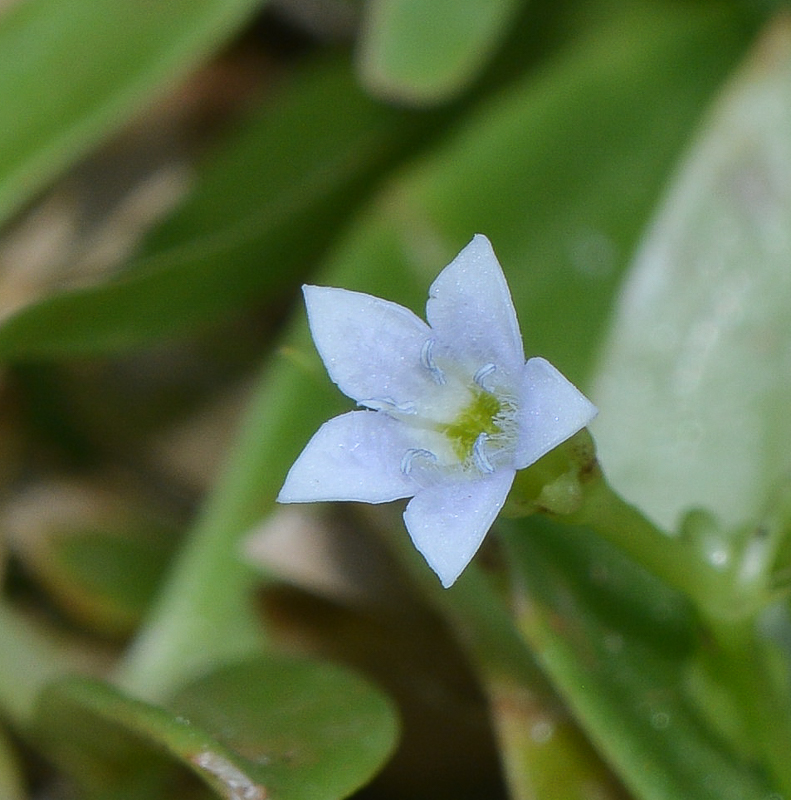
[558,467,702,601]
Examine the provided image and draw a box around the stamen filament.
[474,363,496,390]
[473,433,495,474]
[401,448,437,476]
[421,339,447,385]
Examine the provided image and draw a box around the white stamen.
[359,397,416,414]
[472,433,495,474]
[474,363,496,390]
[421,339,446,385]
[401,448,437,476]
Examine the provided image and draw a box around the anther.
[401,448,437,476]
[472,433,495,474]
[421,339,446,385]
[473,363,496,391]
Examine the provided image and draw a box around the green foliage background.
[0,0,790,798]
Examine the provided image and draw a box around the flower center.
[439,388,502,464]
[374,339,519,480]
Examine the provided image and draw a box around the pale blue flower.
[278,235,597,587]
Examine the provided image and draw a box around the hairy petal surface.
[425,235,524,376]
[515,357,598,470]
[304,285,432,407]
[278,411,417,503]
[404,469,516,587]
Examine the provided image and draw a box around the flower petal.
[304,284,432,407]
[403,468,515,587]
[515,357,598,469]
[278,411,417,503]
[425,235,524,377]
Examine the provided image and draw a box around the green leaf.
[42,529,177,637]
[38,655,398,800]
[357,0,525,105]
[501,515,776,799]
[592,13,791,532]
[0,601,77,729]
[172,657,399,800]
[0,0,261,227]
[0,56,432,360]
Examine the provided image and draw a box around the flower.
[278,234,597,587]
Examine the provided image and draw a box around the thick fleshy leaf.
[304,285,432,406]
[404,468,515,587]
[0,0,261,228]
[38,655,399,800]
[592,14,791,531]
[357,0,524,105]
[426,234,524,378]
[278,410,417,504]
[515,357,597,470]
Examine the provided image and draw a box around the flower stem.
[508,431,702,601]
[560,468,702,600]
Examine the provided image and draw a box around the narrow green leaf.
[502,516,776,800]
[358,0,525,104]
[0,57,431,359]
[0,0,262,227]
[592,13,791,532]
[39,655,398,800]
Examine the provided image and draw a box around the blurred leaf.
[0,57,434,360]
[592,13,791,532]
[0,0,263,228]
[501,515,776,800]
[43,529,177,637]
[39,655,398,800]
[172,657,399,800]
[0,726,24,800]
[0,601,82,729]
[3,478,179,638]
[357,0,525,105]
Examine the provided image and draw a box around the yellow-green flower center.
[439,389,503,463]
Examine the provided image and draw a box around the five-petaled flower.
[278,235,597,587]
